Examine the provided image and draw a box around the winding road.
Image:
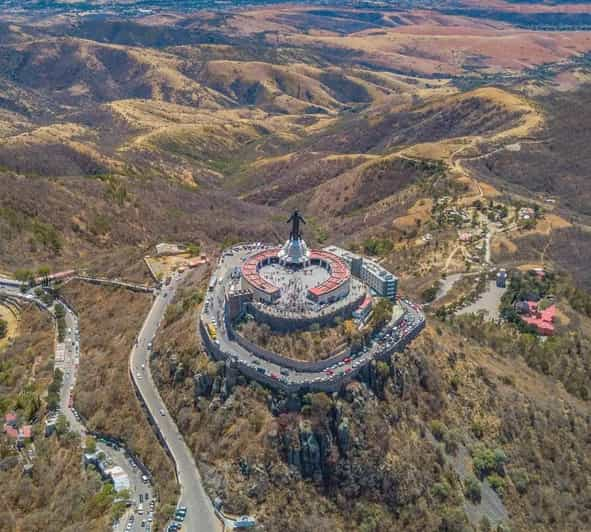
[1,275,220,532]
[130,273,221,532]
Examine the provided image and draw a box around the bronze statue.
[287,210,306,240]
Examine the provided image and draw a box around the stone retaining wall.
[247,289,365,333]
[199,311,425,393]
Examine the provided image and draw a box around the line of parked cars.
[166,506,187,531]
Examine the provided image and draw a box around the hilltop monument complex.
[200,210,425,391]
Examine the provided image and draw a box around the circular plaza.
[200,209,425,392]
[238,211,365,330]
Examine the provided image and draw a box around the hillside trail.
[443,244,462,273]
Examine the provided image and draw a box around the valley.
[2,1,591,531]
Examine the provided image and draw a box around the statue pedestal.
[277,238,310,268]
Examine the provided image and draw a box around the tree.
[37,265,51,285]
[439,507,470,532]
[0,318,7,339]
[15,269,34,285]
[56,414,69,436]
[186,242,201,256]
[85,435,97,453]
[303,392,332,419]
[487,473,506,495]
[376,361,390,380]
[116,488,130,501]
[370,298,393,330]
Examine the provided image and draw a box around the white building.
[324,246,398,301]
[107,466,131,492]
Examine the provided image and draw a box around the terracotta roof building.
[520,301,556,336]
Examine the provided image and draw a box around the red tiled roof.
[5,412,17,424]
[241,247,351,299]
[357,294,372,311]
[521,301,556,335]
[307,250,350,298]
[20,426,33,439]
[241,248,282,296]
[4,424,18,439]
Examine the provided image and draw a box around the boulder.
[337,418,350,455]
[194,372,213,398]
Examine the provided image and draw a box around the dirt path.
[443,245,462,273]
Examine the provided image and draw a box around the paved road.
[130,273,221,532]
[56,303,155,532]
[0,277,22,290]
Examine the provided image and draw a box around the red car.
[271,373,279,380]
[345,367,352,374]
[324,368,334,375]
[343,357,352,364]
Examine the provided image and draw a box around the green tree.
[0,318,7,339]
[370,298,393,330]
[37,265,51,283]
[186,242,201,256]
[429,420,448,442]
[56,413,69,436]
[376,361,390,380]
[439,507,470,532]
[432,481,451,501]
[85,435,97,453]
[15,269,34,284]
[487,473,506,495]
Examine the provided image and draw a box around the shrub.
[0,318,7,339]
[472,445,507,478]
[439,507,470,532]
[432,481,451,501]
[430,420,448,442]
[487,473,506,495]
[510,468,530,494]
[471,420,485,439]
[464,476,482,503]
[444,429,460,455]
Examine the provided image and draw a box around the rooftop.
[241,247,351,301]
[521,301,556,336]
